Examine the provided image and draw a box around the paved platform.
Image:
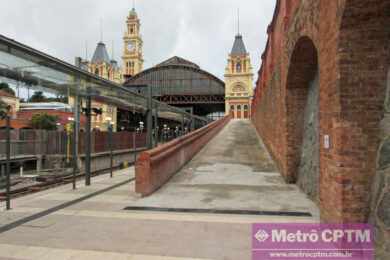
[0,120,319,260]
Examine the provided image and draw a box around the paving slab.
[0,120,320,260]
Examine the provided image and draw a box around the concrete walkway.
[0,120,319,260]
[128,120,319,217]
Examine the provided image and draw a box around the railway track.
[0,165,133,201]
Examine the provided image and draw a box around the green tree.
[0,82,15,96]
[47,95,68,103]
[28,91,47,103]
[0,99,10,118]
[31,113,59,130]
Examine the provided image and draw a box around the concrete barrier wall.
[44,147,147,174]
[135,116,231,196]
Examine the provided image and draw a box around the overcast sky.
[0,0,275,81]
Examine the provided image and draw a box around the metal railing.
[0,129,147,158]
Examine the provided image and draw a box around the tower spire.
[100,18,103,42]
[237,8,240,35]
[112,40,114,60]
[85,41,88,60]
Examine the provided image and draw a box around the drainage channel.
[123,206,312,217]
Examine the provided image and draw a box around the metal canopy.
[0,35,208,124]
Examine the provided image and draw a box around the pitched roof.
[156,56,200,69]
[231,34,247,55]
[129,8,138,18]
[0,89,16,98]
[91,42,110,64]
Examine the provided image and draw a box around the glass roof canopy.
[0,35,209,124]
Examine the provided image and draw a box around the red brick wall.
[17,110,86,128]
[251,0,390,223]
[135,116,231,196]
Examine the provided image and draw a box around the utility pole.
[0,104,11,210]
[108,123,113,178]
[181,115,185,136]
[73,60,82,190]
[146,85,153,149]
[153,102,158,147]
[5,114,11,210]
[72,95,80,190]
[85,93,92,186]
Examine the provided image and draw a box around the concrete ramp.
[135,116,230,196]
[128,120,319,220]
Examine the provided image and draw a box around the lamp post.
[106,118,113,178]
[139,121,144,133]
[181,115,185,136]
[155,126,159,146]
[175,126,179,138]
[134,121,144,162]
[84,94,92,186]
[70,116,78,190]
[139,121,144,147]
[162,124,168,143]
[133,127,137,163]
[66,117,74,165]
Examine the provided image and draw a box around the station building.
[224,33,254,119]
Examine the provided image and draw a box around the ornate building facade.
[224,34,253,119]
[79,7,145,83]
[73,7,144,131]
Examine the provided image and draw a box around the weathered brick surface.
[251,0,389,253]
[135,116,231,196]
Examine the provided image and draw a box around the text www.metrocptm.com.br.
[254,249,373,258]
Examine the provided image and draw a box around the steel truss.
[157,95,225,104]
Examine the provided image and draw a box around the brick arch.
[284,36,319,183]
[322,0,390,223]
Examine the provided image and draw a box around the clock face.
[127,42,135,51]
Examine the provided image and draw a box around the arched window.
[236,62,242,73]
[244,105,248,111]
[94,68,99,75]
[237,105,242,110]
[233,84,245,92]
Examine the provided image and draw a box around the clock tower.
[122,7,144,79]
[224,33,254,119]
